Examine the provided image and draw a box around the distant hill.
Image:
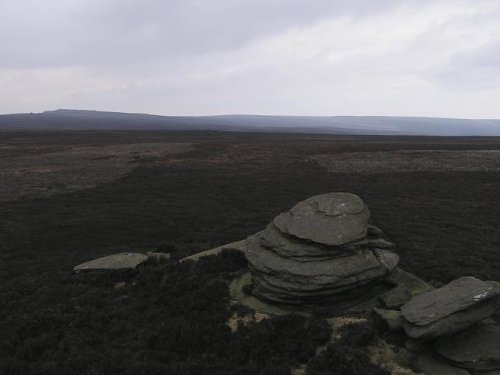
[1,109,500,135]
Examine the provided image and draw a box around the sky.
[1,0,499,118]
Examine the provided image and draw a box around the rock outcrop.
[244,192,399,306]
[412,354,471,375]
[434,322,500,371]
[401,276,500,340]
[73,252,149,272]
[381,268,435,309]
[272,192,370,246]
[179,239,246,262]
[174,191,500,374]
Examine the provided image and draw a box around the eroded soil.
[0,142,192,202]
[310,150,500,174]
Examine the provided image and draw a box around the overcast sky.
[1,0,499,118]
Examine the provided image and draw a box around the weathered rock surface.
[381,268,434,308]
[367,224,383,236]
[74,252,148,272]
[244,192,399,306]
[247,235,397,282]
[259,224,341,259]
[412,354,470,375]
[365,238,395,249]
[373,307,402,331]
[273,192,370,246]
[179,239,246,262]
[434,323,500,371]
[379,287,413,309]
[401,276,500,339]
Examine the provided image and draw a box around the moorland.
[1,130,500,374]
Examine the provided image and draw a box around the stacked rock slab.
[401,276,500,340]
[433,322,500,372]
[404,278,500,375]
[244,192,399,306]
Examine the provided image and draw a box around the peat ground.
[1,130,500,374]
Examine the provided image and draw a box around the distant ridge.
[1,109,500,136]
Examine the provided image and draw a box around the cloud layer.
[1,0,499,117]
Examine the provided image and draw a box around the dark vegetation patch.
[0,250,332,374]
[1,131,500,373]
[307,322,388,375]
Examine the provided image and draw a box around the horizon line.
[2,108,500,122]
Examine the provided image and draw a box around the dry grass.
[227,311,270,333]
[0,142,192,202]
[290,365,306,375]
[368,341,422,375]
[327,316,368,341]
[311,150,500,174]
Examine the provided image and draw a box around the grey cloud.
[451,40,500,68]
[0,0,403,68]
[0,0,499,118]
[428,39,500,89]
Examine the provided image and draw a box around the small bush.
[338,321,378,347]
[230,314,332,368]
[307,343,390,375]
[1,250,332,375]
[306,320,388,375]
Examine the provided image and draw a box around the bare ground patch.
[310,150,500,174]
[0,142,192,202]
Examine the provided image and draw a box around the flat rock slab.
[260,224,346,259]
[402,277,500,326]
[404,301,499,340]
[367,224,383,236]
[413,354,470,375]
[74,252,149,272]
[382,268,434,308]
[373,307,402,331]
[387,268,435,295]
[231,272,389,313]
[245,231,398,305]
[401,276,500,339]
[246,234,398,282]
[434,323,500,371]
[179,239,246,262]
[229,272,291,316]
[273,192,370,246]
[260,223,387,260]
